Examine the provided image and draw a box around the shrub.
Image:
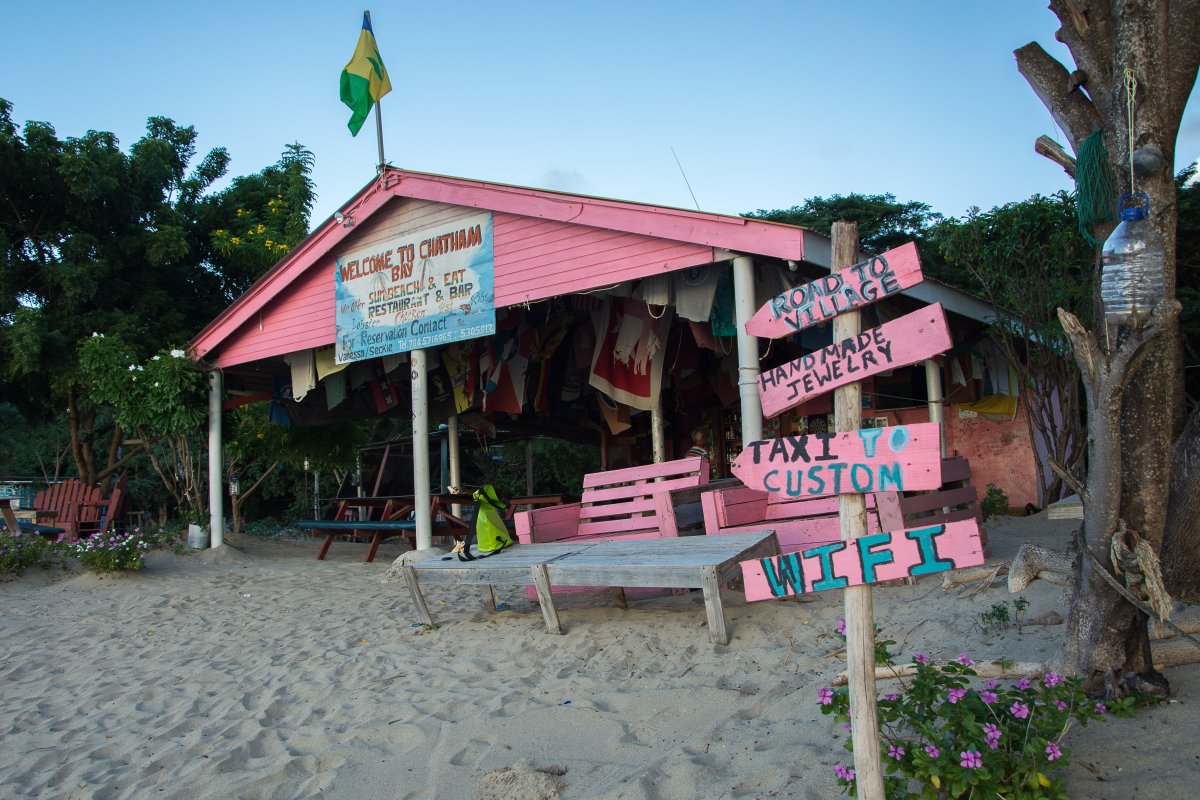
[981,483,1009,521]
[819,636,1105,798]
[0,527,64,575]
[69,528,153,572]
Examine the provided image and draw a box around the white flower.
[151,355,161,361]
[91,332,102,338]
[137,365,145,371]
[128,364,136,371]
[169,349,186,359]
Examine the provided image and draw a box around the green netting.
[1074,128,1116,245]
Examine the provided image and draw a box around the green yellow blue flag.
[340,13,392,136]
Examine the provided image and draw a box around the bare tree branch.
[1015,42,1103,152]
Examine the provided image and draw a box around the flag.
[340,13,392,136]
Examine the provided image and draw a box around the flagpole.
[365,9,385,171]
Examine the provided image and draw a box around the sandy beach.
[2,513,1197,800]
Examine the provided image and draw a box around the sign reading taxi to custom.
[730,422,943,499]
[747,242,923,339]
[740,519,986,601]
[757,304,952,419]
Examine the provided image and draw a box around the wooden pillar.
[832,221,884,799]
[924,358,946,457]
[410,349,433,550]
[732,255,764,445]
[207,369,223,549]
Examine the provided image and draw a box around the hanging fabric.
[283,351,316,402]
[589,297,672,411]
[709,269,736,336]
[314,345,349,380]
[674,264,721,322]
[324,372,348,410]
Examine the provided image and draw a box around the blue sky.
[2,2,1196,227]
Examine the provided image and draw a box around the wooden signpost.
[730,422,944,497]
[739,225,984,800]
[741,519,986,601]
[747,242,924,338]
[757,303,953,418]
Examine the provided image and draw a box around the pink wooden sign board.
[730,422,943,498]
[757,303,952,419]
[747,242,924,338]
[740,518,986,601]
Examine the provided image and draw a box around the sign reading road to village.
[757,303,953,418]
[747,242,924,338]
[740,519,986,600]
[729,422,943,498]
[334,212,497,364]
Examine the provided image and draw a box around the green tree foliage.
[744,193,957,288]
[0,98,314,486]
[932,192,1094,502]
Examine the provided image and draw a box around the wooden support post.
[832,221,885,799]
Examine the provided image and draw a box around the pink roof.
[191,168,814,367]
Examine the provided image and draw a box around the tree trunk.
[1016,0,1199,691]
[1162,406,1200,596]
[1058,304,1179,691]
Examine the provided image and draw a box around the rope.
[1074,128,1116,245]
[1125,67,1138,193]
[1109,522,1173,632]
[1081,528,1200,652]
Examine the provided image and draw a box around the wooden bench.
[702,456,983,554]
[513,457,711,545]
[2,498,66,539]
[33,476,127,543]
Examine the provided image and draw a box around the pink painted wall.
[883,405,1039,512]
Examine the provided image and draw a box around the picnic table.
[401,530,779,644]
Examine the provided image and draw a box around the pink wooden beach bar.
[190,168,1017,554]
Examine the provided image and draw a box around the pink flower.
[983,723,1002,749]
[960,750,983,769]
[957,653,973,666]
[981,690,998,704]
[1053,700,1068,711]
[1045,742,1062,761]
[1043,672,1063,687]
[1010,702,1030,719]
[833,764,856,781]
[925,745,940,758]
[888,744,905,760]
[1016,678,1031,690]
[1094,702,1107,714]
[914,653,930,665]
[947,688,967,704]
[882,693,899,702]
[837,618,846,636]
[818,688,833,705]
[984,679,998,690]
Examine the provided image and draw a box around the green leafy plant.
[819,630,1106,798]
[981,483,1010,521]
[69,528,154,572]
[0,527,65,575]
[977,596,1031,634]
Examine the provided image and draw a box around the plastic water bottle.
[1100,193,1166,327]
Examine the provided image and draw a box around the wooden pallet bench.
[702,456,983,554]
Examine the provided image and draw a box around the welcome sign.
[334,212,496,364]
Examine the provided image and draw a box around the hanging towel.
[709,269,736,336]
[314,345,348,380]
[283,351,316,402]
[675,264,720,323]
[324,372,347,410]
[636,274,672,307]
[589,297,672,411]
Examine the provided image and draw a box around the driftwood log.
[940,542,1071,592]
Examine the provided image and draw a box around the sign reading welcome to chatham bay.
[334,212,496,364]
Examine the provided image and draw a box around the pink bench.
[702,456,983,554]
[513,457,711,598]
[514,456,711,545]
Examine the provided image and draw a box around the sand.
[1,514,1196,799]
